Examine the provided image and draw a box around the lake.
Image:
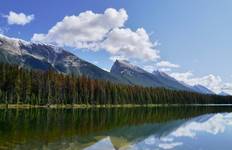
[0,106,232,150]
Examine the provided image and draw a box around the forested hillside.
[0,63,231,105]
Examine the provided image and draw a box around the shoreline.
[1,104,232,109]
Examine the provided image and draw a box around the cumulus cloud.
[157,61,180,68]
[170,72,232,94]
[32,8,127,48]
[102,28,159,61]
[4,11,34,25]
[32,8,159,62]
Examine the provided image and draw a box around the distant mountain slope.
[191,84,215,95]
[219,91,230,96]
[152,70,193,92]
[0,34,119,82]
[110,60,192,91]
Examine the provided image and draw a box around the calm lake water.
[1,106,232,150]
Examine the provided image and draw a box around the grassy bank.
[1,103,232,109]
[0,104,165,109]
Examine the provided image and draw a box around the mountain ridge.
[0,34,121,82]
[110,59,193,91]
[0,34,216,94]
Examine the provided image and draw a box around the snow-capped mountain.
[0,34,221,94]
[110,60,192,91]
[0,34,119,82]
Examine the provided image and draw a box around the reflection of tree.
[0,107,231,149]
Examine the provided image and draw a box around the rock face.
[0,34,119,82]
[110,60,192,91]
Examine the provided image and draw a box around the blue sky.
[1,0,232,93]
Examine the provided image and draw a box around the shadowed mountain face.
[0,34,119,82]
[110,60,192,91]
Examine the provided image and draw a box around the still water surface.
[0,106,232,150]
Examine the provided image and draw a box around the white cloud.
[160,137,174,142]
[102,28,159,61]
[4,11,34,25]
[32,8,127,49]
[172,113,232,138]
[158,142,183,150]
[158,68,172,72]
[109,55,128,62]
[170,72,232,94]
[32,8,159,62]
[143,65,156,73]
[170,72,193,82]
[134,135,182,150]
[156,61,180,68]
[144,136,156,145]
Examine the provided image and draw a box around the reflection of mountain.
[129,112,232,150]
[22,119,186,150]
[1,107,232,150]
[83,120,185,149]
[33,111,232,150]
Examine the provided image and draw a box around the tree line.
[0,63,231,105]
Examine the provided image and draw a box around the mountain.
[110,60,160,87]
[0,34,218,94]
[191,84,215,95]
[152,70,193,91]
[110,60,192,91]
[219,91,230,96]
[0,34,119,82]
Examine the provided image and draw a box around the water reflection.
[128,113,232,150]
[0,107,232,150]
